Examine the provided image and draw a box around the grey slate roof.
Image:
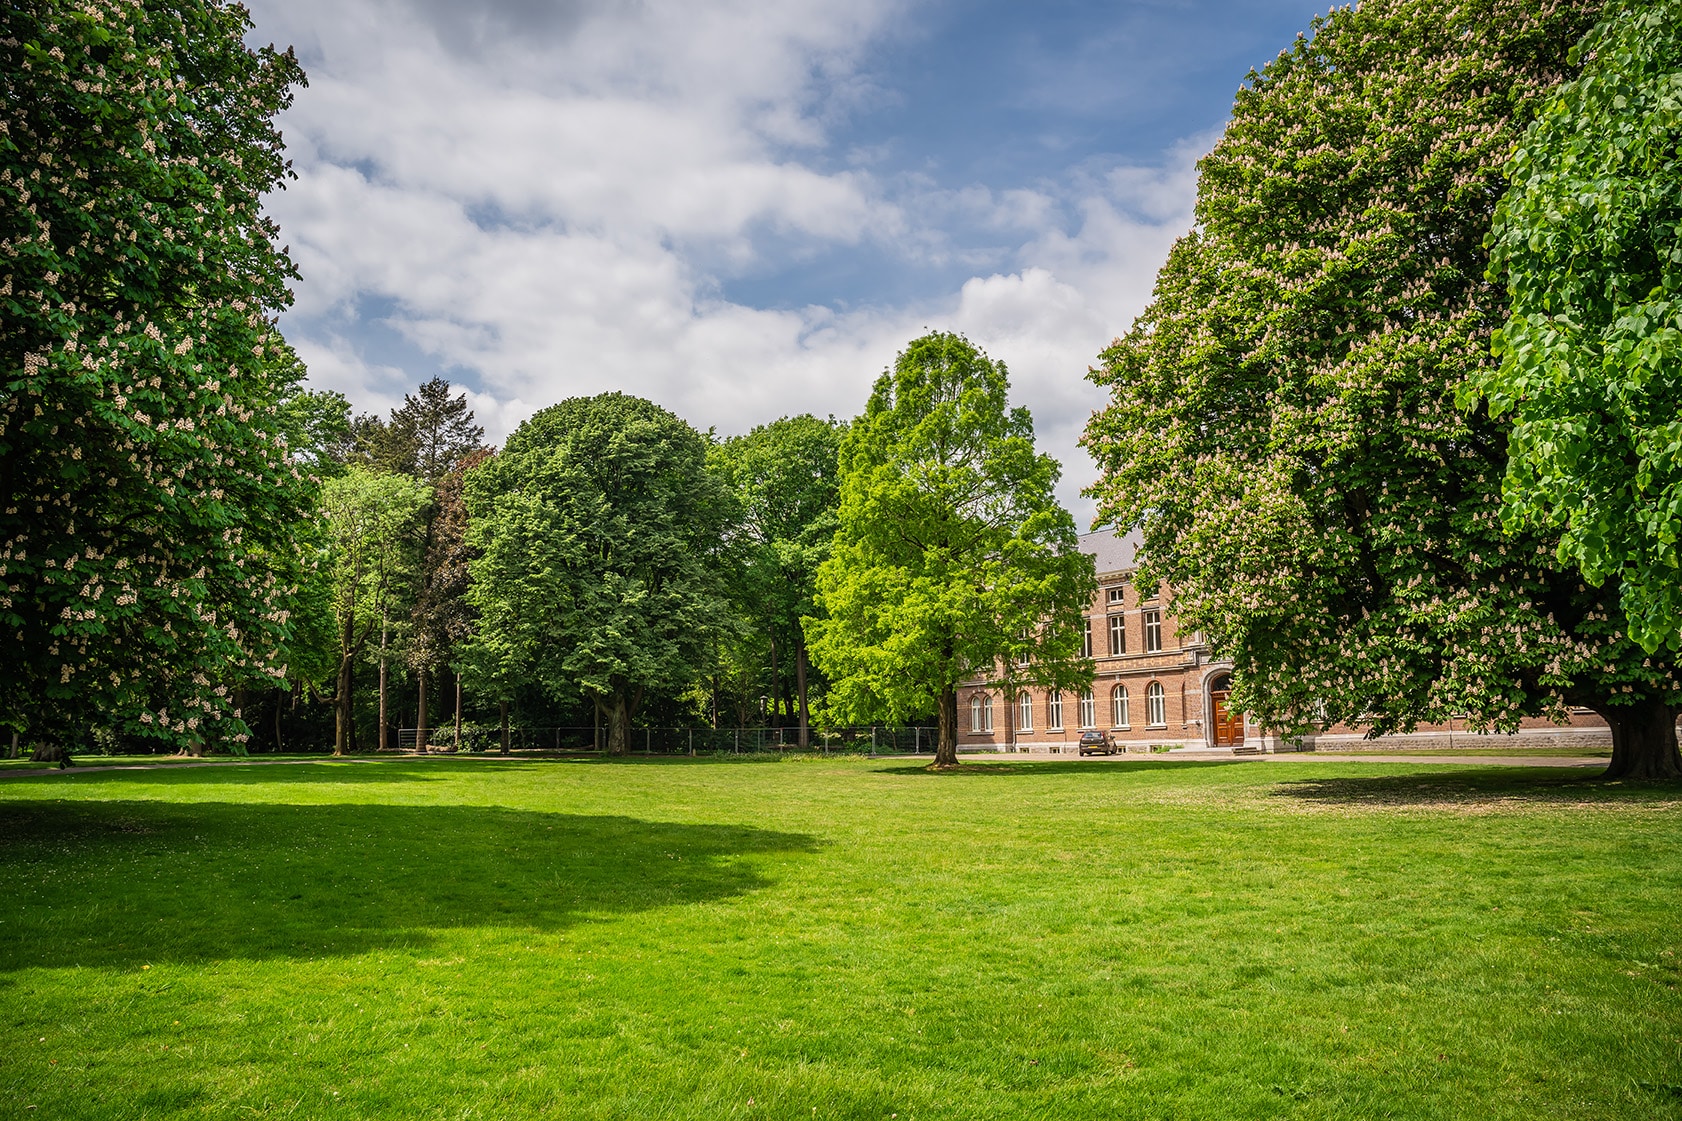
[1080,527,1141,577]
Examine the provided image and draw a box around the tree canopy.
[809,333,1094,768]
[712,415,844,745]
[1085,0,1682,779]
[462,393,733,754]
[0,0,312,761]
[1471,0,1682,654]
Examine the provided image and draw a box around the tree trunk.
[334,649,353,757]
[31,738,72,769]
[606,692,633,755]
[417,669,429,753]
[1600,698,1682,780]
[934,684,959,768]
[796,635,810,749]
[453,673,462,752]
[378,622,389,752]
[7,731,18,760]
[769,631,782,727]
[499,699,509,755]
[273,685,284,753]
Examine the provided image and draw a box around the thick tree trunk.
[934,684,959,768]
[796,636,810,750]
[31,739,72,769]
[499,699,509,755]
[273,685,284,753]
[416,669,429,753]
[606,692,633,755]
[7,731,18,759]
[1600,698,1682,780]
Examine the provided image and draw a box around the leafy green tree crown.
[0,1,311,749]
[1082,0,1672,742]
[1472,0,1682,652]
[810,333,1094,745]
[461,393,734,730]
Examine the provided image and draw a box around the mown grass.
[0,755,1678,1119]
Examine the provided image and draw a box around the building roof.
[1080,527,1141,577]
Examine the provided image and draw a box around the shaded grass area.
[0,757,1679,1119]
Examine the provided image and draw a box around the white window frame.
[1047,690,1063,730]
[1079,688,1096,729]
[970,694,995,733]
[1106,585,1127,605]
[1016,691,1033,732]
[1109,613,1126,656]
[1146,681,1167,728]
[1081,618,1092,658]
[1111,685,1130,729]
[1143,608,1163,653]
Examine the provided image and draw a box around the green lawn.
[0,756,1678,1119]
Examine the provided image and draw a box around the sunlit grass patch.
[0,756,1677,1119]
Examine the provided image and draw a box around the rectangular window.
[1143,608,1162,653]
[1079,689,1096,729]
[1081,618,1092,658]
[1109,613,1127,656]
[1047,690,1063,730]
[1106,585,1127,605]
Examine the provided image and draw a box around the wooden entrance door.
[1211,691,1243,747]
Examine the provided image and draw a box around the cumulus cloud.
[251,0,1206,523]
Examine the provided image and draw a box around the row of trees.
[1084,0,1682,778]
[4,3,1094,766]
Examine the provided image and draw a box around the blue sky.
[249,0,1323,522]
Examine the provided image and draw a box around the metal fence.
[390,725,942,756]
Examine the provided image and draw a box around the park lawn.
[0,756,1678,1120]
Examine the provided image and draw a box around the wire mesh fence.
[389,724,942,756]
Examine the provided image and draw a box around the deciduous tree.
[463,393,733,754]
[319,468,429,755]
[0,0,311,763]
[1085,0,1682,779]
[1471,0,1682,654]
[713,415,843,746]
[809,334,1095,768]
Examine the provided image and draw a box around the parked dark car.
[1078,730,1115,756]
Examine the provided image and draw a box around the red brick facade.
[956,530,1614,754]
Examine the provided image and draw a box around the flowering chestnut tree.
[1087,0,1682,780]
[0,2,312,762]
[1472,0,1682,655]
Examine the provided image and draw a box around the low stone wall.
[1305,726,1612,752]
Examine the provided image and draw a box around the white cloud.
[251,0,1205,524]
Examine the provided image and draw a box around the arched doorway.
[1208,673,1243,747]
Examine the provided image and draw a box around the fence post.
[734,728,739,754]
[871,725,877,753]
[689,729,694,756]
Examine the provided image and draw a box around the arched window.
[970,694,993,733]
[1016,691,1033,731]
[1079,688,1096,729]
[1047,690,1064,730]
[1111,685,1130,728]
[1146,681,1167,727]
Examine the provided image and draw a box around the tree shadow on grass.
[0,799,817,972]
[5,758,458,787]
[1269,768,1682,810]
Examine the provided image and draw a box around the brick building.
[956,529,1612,754]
